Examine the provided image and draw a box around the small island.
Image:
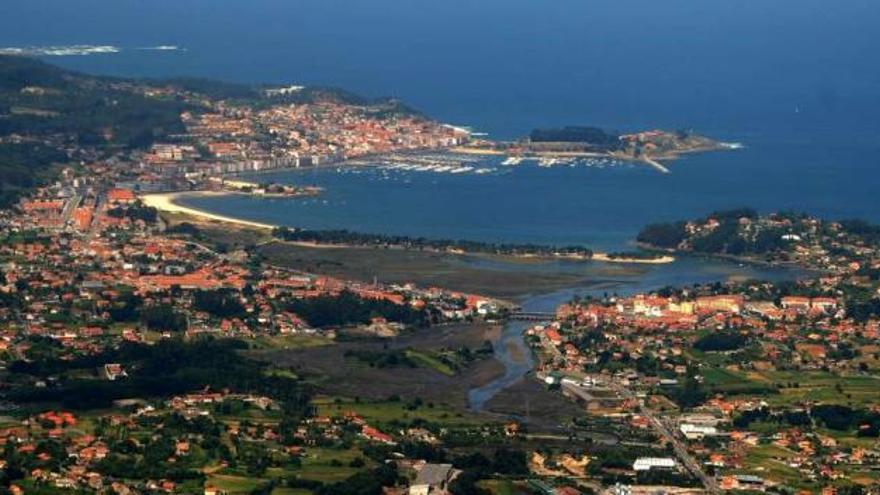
[456,125,738,173]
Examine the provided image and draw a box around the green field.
[271,489,313,495]
[405,349,456,376]
[748,371,880,406]
[314,396,482,426]
[702,366,751,388]
[281,447,368,483]
[478,479,533,495]
[207,474,268,493]
[247,334,335,350]
[699,366,880,407]
[215,408,284,424]
[736,444,804,488]
[208,448,369,492]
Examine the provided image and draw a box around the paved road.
[608,380,719,494]
[60,192,82,225]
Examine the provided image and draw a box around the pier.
[642,157,671,174]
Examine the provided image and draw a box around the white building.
[680,423,719,440]
[632,457,676,471]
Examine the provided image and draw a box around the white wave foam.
[138,45,185,51]
[0,44,185,57]
[0,44,120,56]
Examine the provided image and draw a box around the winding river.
[467,255,810,411]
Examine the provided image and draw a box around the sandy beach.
[140,192,277,230]
[142,192,674,264]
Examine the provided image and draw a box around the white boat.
[450,166,474,174]
[501,156,523,166]
[474,168,492,174]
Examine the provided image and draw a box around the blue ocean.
[4,0,880,249]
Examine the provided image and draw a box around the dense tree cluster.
[140,304,188,332]
[529,126,621,148]
[105,289,188,332]
[839,219,880,244]
[693,331,749,352]
[0,142,67,208]
[106,202,159,223]
[344,349,417,369]
[736,405,880,437]
[313,463,400,495]
[811,404,880,436]
[733,407,811,429]
[165,222,202,236]
[636,221,687,249]
[448,448,529,495]
[847,297,880,323]
[7,339,312,412]
[638,209,788,255]
[286,290,429,328]
[665,372,707,409]
[193,289,247,318]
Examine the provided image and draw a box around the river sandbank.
[592,253,675,264]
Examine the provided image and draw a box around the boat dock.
[643,157,670,174]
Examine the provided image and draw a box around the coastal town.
[97,85,470,200]
[1,54,880,495]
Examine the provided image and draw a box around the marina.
[342,151,497,176]
[337,151,632,178]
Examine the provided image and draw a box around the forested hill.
[0,54,192,147]
[636,209,880,273]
